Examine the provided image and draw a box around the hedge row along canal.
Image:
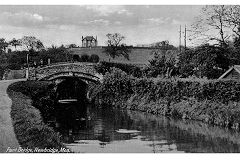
[89,68,240,131]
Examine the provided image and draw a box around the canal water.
[48,104,240,153]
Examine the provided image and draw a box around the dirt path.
[0,79,25,153]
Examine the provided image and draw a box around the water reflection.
[48,105,240,153]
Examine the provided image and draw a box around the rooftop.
[82,36,97,41]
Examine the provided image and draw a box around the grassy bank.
[69,47,154,64]
[90,68,240,131]
[7,81,67,152]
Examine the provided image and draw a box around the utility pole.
[26,53,29,80]
[184,25,187,51]
[179,25,181,52]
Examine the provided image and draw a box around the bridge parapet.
[29,62,98,80]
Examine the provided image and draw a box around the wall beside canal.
[89,68,240,131]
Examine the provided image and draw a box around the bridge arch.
[30,63,103,103]
[29,62,102,83]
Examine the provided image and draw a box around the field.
[68,47,155,64]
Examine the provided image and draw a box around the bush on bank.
[8,81,56,120]
[95,61,145,78]
[90,68,240,130]
[7,81,66,150]
[91,69,240,104]
[89,67,134,106]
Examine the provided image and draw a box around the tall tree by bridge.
[19,36,44,52]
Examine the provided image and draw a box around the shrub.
[95,61,144,78]
[7,82,66,150]
[80,54,90,62]
[0,66,4,79]
[7,81,55,120]
[89,54,100,63]
[7,63,22,70]
[90,72,240,130]
[73,54,80,62]
[92,73,240,107]
[89,67,135,106]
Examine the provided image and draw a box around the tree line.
[0,36,74,80]
[146,5,240,79]
[3,5,240,80]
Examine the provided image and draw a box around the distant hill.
[68,47,157,64]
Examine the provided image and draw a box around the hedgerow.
[8,81,56,120]
[90,68,240,130]
[7,81,66,151]
[95,61,145,78]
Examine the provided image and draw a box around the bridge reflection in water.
[53,77,89,126]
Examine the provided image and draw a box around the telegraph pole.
[184,25,187,51]
[26,53,29,80]
[179,25,181,52]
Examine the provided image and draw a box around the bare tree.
[190,5,230,46]
[106,33,125,47]
[225,5,240,38]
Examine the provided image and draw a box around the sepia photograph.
[1,1,240,157]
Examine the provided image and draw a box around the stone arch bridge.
[29,62,102,83]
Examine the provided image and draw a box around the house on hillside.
[82,36,98,48]
[218,65,240,80]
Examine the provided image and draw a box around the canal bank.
[6,81,67,152]
[6,69,240,152]
[0,79,23,153]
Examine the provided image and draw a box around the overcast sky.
[0,5,203,47]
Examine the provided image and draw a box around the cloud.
[83,19,110,26]
[45,24,78,31]
[142,18,168,25]
[32,13,44,21]
[59,25,77,31]
[114,21,122,25]
[2,12,44,22]
[171,19,182,25]
[142,17,185,26]
[0,12,50,27]
[85,5,132,16]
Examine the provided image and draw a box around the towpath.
[0,79,25,153]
